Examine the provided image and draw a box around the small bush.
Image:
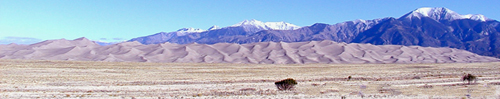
[462,74,477,85]
[412,76,421,79]
[275,78,297,90]
[421,84,433,88]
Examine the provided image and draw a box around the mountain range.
[128,7,500,58]
[1,7,499,64]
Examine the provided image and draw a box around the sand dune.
[0,38,498,63]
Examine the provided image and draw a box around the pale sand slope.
[1,60,500,98]
[0,37,498,63]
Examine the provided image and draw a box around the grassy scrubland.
[0,59,499,98]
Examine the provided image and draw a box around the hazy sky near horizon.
[1,0,499,44]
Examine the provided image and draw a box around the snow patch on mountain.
[401,7,491,22]
[462,14,489,21]
[351,19,384,25]
[231,19,301,31]
[208,25,221,30]
[340,18,389,27]
[175,28,205,36]
[353,19,367,23]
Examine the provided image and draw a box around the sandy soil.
[2,38,499,64]
[1,59,500,98]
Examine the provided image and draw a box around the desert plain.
[1,59,500,99]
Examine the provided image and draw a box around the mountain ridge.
[127,7,500,58]
[400,7,491,22]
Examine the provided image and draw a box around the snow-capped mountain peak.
[231,19,301,31]
[413,7,456,17]
[167,19,302,36]
[232,19,265,26]
[401,7,490,22]
[403,7,462,21]
[263,21,301,30]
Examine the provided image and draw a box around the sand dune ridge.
[0,38,498,63]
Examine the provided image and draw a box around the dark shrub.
[462,74,477,85]
[412,76,421,79]
[275,78,297,90]
[421,84,433,88]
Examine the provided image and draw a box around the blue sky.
[1,0,499,44]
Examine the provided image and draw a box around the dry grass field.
[1,59,500,98]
